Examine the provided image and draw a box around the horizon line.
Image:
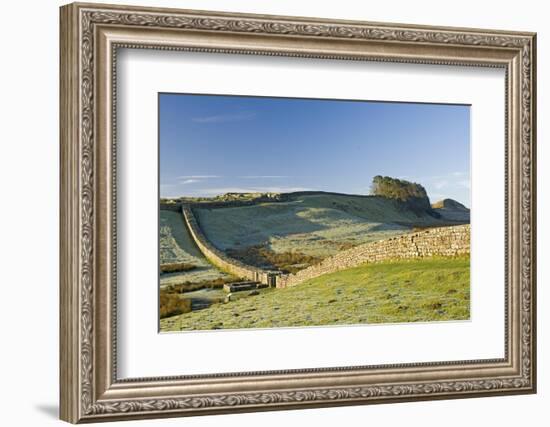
[159,189,469,207]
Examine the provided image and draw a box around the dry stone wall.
[181,201,469,290]
[181,205,276,285]
[275,224,470,288]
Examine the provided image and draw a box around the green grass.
[160,255,470,331]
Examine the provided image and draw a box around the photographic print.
[159,93,471,332]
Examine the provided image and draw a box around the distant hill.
[194,192,467,262]
[432,198,470,222]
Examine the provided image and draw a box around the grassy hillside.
[432,198,470,222]
[195,193,450,261]
[160,256,470,331]
[160,210,232,287]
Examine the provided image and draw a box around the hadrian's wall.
[181,201,470,289]
[181,205,276,285]
[275,224,470,288]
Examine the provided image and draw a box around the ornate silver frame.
[60,2,537,423]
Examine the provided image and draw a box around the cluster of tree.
[371,175,428,201]
[370,175,435,216]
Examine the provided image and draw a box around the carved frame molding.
[60,2,536,423]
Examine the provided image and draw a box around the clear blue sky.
[160,93,470,206]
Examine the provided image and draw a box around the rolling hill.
[159,191,471,329]
[159,210,232,287]
[160,191,470,288]
[194,192,468,261]
[432,198,470,222]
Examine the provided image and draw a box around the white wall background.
[0,1,545,426]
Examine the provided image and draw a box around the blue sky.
[159,93,470,206]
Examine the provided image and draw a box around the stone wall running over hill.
[180,201,469,290]
[276,224,470,288]
[181,205,278,286]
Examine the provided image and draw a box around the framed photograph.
[60,2,537,423]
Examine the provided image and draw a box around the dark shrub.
[226,245,322,273]
[159,292,192,318]
[164,277,238,293]
[160,262,197,274]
